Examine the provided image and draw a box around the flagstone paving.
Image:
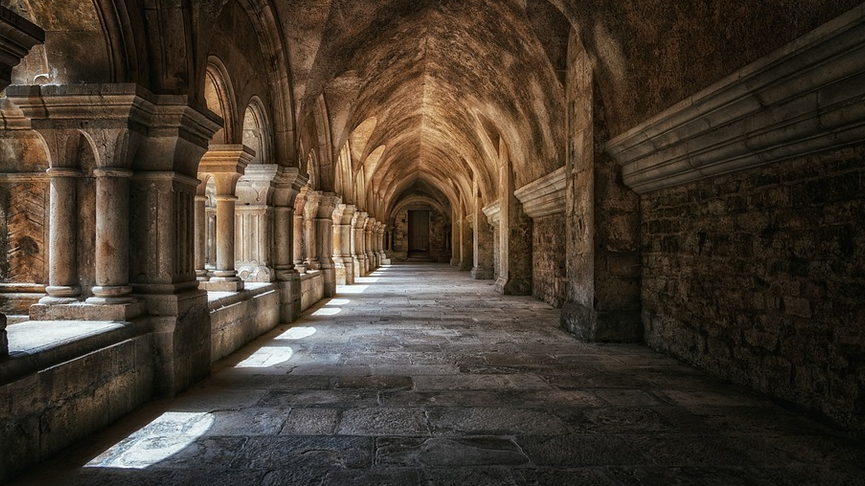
[11,263,865,485]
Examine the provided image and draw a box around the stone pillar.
[302,191,321,270]
[0,7,44,91]
[42,167,81,303]
[490,142,533,295]
[273,168,307,323]
[0,312,6,357]
[376,223,390,265]
[129,93,222,395]
[560,46,642,342]
[332,204,357,285]
[198,145,252,292]
[450,207,461,266]
[365,217,377,271]
[315,192,339,297]
[472,190,494,279]
[293,190,307,274]
[194,185,209,281]
[87,167,136,304]
[235,164,279,282]
[352,212,369,277]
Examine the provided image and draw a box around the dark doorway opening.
[408,210,430,258]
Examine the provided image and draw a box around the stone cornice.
[482,201,501,226]
[4,84,222,146]
[607,5,865,194]
[513,166,566,218]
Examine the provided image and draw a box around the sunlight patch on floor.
[234,345,295,368]
[85,412,214,469]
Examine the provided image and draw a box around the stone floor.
[11,263,865,485]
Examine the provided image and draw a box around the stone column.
[42,167,81,303]
[194,184,209,281]
[376,223,389,265]
[273,167,307,323]
[352,212,368,277]
[491,142,532,295]
[235,164,279,282]
[0,7,44,91]
[365,217,377,271]
[130,93,222,396]
[315,192,339,297]
[87,167,136,304]
[302,191,321,270]
[451,206,461,266]
[293,190,307,273]
[0,312,6,357]
[332,204,357,285]
[460,216,474,272]
[198,145,252,292]
[472,189,494,278]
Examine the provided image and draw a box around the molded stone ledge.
[483,201,501,226]
[514,167,566,218]
[0,319,148,385]
[607,4,865,194]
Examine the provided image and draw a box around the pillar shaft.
[194,194,208,280]
[43,168,80,302]
[213,195,238,277]
[88,168,134,303]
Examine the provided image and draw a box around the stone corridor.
[10,263,865,486]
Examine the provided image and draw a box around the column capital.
[199,144,254,195]
[315,191,340,219]
[352,211,369,228]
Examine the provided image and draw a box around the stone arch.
[242,96,272,166]
[233,0,296,167]
[204,56,237,144]
[4,0,143,85]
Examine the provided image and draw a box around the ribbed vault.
[278,0,569,214]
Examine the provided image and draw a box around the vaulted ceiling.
[277,0,570,212]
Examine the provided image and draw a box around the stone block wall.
[209,285,280,363]
[0,334,154,483]
[642,146,865,434]
[532,214,566,308]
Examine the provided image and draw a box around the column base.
[561,302,643,343]
[196,270,210,282]
[30,300,146,321]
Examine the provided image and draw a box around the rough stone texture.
[8,264,865,486]
[208,284,280,363]
[532,214,566,308]
[299,271,324,312]
[561,35,642,343]
[641,146,865,436]
[0,332,154,484]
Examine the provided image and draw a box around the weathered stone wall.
[642,146,865,434]
[209,284,280,363]
[0,332,154,483]
[429,209,450,263]
[532,214,566,308]
[300,271,324,311]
